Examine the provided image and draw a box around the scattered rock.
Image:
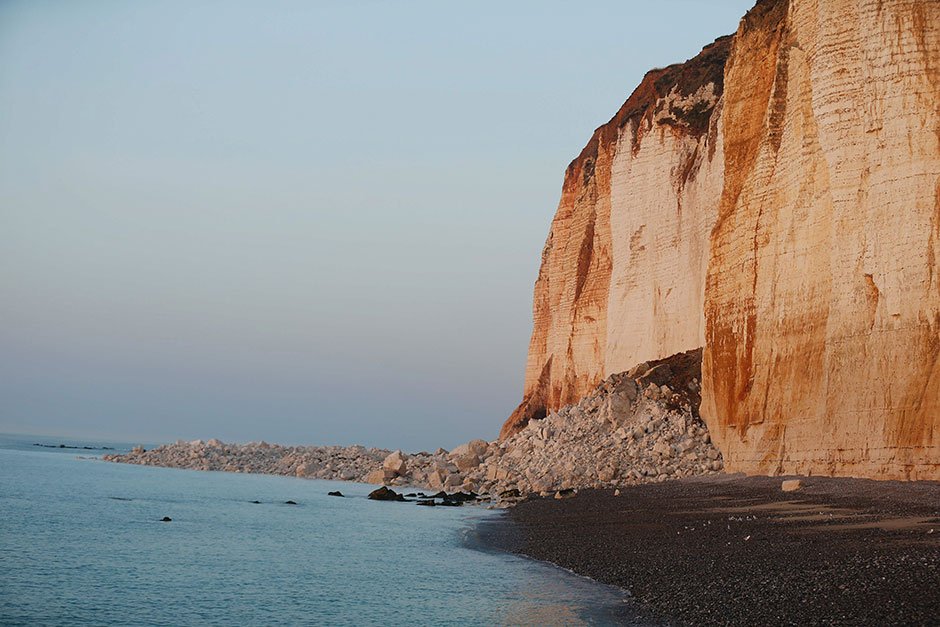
[327,491,344,497]
[160,516,172,522]
[598,467,618,482]
[368,486,405,502]
[781,479,803,492]
[285,500,297,505]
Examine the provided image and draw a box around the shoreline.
[477,474,940,625]
[473,512,673,626]
[462,512,658,626]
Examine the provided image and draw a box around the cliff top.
[564,35,733,188]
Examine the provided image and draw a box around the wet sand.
[478,475,940,625]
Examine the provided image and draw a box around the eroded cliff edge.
[504,0,940,480]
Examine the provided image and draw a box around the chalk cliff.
[501,36,731,439]
[504,0,939,480]
[702,0,940,480]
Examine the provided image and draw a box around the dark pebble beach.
[478,475,940,626]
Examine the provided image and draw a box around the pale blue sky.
[0,0,754,449]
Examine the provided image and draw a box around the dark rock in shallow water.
[327,491,344,497]
[430,491,448,499]
[160,517,172,522]
[404,493,417,497]
[499,488,521,499]
[285,500,298,505]
[368,486,405,502]
[416,499,436,507]
[437,500,462,507]
[250,500,261,504]
[447,491,477,503]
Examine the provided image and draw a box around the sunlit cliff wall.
[701,0,940,480]
[501,38,730,439]
[504,0,939,480]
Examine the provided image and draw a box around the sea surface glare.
[0,434,632,625]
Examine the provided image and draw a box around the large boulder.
[383,450,408,476]
[600,392,633,426]
[364,469,391,485]
[454,454,481,472]
[426,468,445,490]
[466,439,489,457]
[448,443,471,458]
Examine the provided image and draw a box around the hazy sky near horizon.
[1,0,754,450]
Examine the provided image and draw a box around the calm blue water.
[0,434,635,625]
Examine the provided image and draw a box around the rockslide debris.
[105,352,723,503]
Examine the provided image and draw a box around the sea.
[0,434,635,626]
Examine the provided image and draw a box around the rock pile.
[105,439,394,481]
[468,362,723,497]
[105,353,723,501]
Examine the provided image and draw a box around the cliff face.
[702,0,940,480]
[505,0,939,480]
[501,37,731,439]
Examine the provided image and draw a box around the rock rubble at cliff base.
[105,353,724,501]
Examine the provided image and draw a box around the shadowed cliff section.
[502,37,732,440]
